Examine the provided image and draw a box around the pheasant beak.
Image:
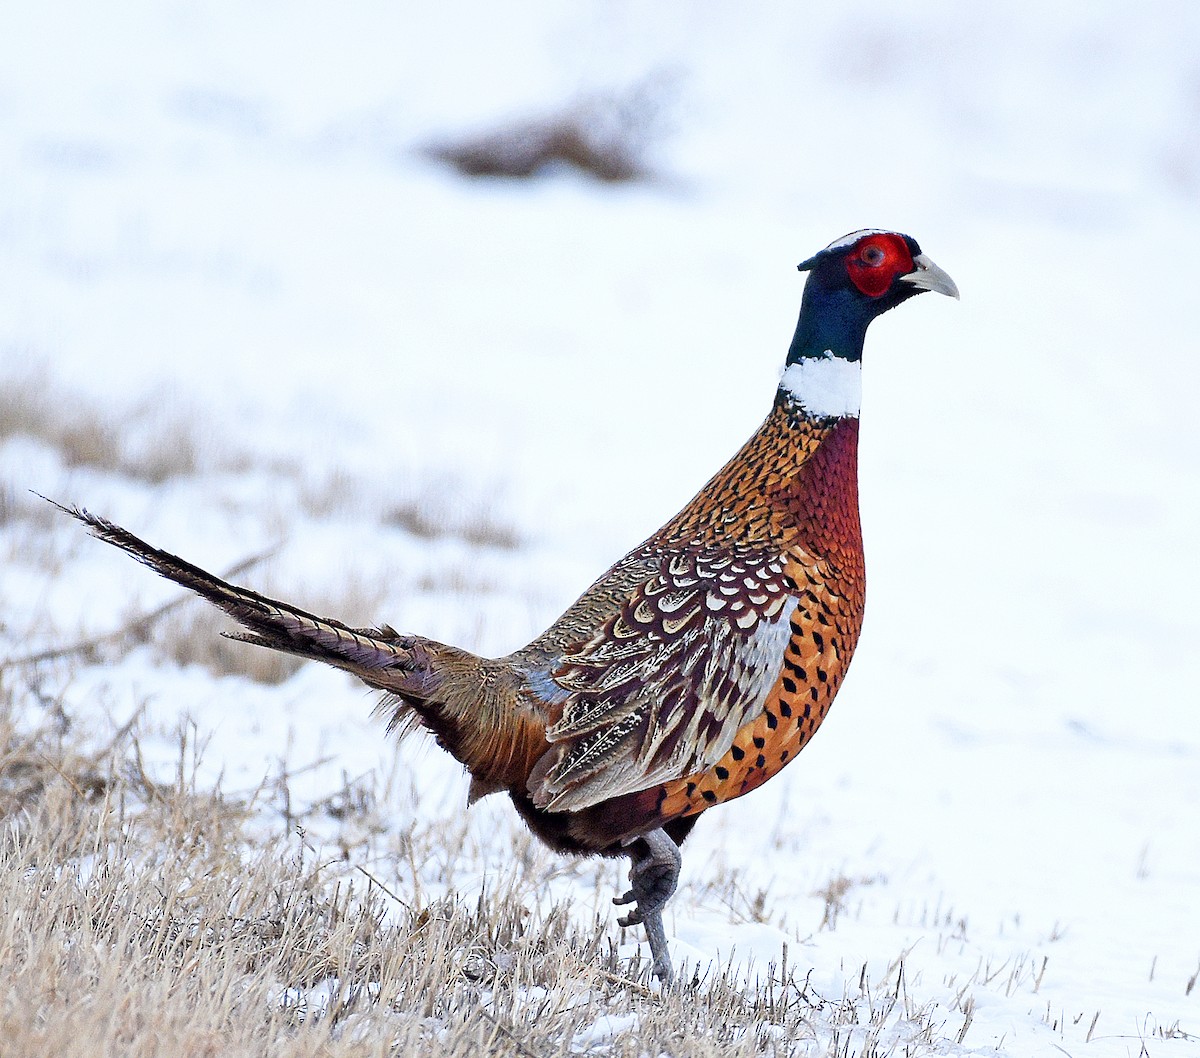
[901,254,960,299]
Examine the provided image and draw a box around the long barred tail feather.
[51,499,437,700]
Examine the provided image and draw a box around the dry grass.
[0,671,958,1058]
[813,873,879,932]
[383,497,520,552]
[0,368,208,483]
[0,370,521,552]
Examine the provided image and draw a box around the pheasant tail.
[57,503,543,794]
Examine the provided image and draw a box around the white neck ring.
[779,352,862,419]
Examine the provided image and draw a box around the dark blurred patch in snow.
[424,77,676,184]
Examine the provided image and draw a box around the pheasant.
[60,229,957,984]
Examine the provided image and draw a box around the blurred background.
[1,1,1198,1047]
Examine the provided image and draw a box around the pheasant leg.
[614,827,681,983]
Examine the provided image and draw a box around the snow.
[572,1012,640,1048]
[3,2,1199,1055]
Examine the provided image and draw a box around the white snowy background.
[2,2,1198,1054]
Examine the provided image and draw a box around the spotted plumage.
[59,229,958,984]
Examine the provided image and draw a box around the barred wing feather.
[529,546,797,812]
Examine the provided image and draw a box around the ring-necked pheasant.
[59,230,957,984]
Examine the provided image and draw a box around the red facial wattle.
[845,233,915,298]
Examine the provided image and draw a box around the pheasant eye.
[861,244,886,266]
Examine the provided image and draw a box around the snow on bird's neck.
[779,352,861,419]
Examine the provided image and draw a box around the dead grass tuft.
[813,871,878,932]
[119,414,207,484]
[425,79,674,184]
[0,688,118,826]
[296,468,360,520]
[0,480,18,527]
[0,369,210,483]
[383,495,520,552]
[295,468,522,553]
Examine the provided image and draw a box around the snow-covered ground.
[2,3,1198,1054]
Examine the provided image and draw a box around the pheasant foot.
[614,827,681,984]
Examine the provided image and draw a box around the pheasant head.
[782,230,958,419]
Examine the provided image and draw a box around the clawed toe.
[614,889,644,927]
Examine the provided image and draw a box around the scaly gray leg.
[614,827,681,984]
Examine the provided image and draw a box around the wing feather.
[528,545,798,812]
